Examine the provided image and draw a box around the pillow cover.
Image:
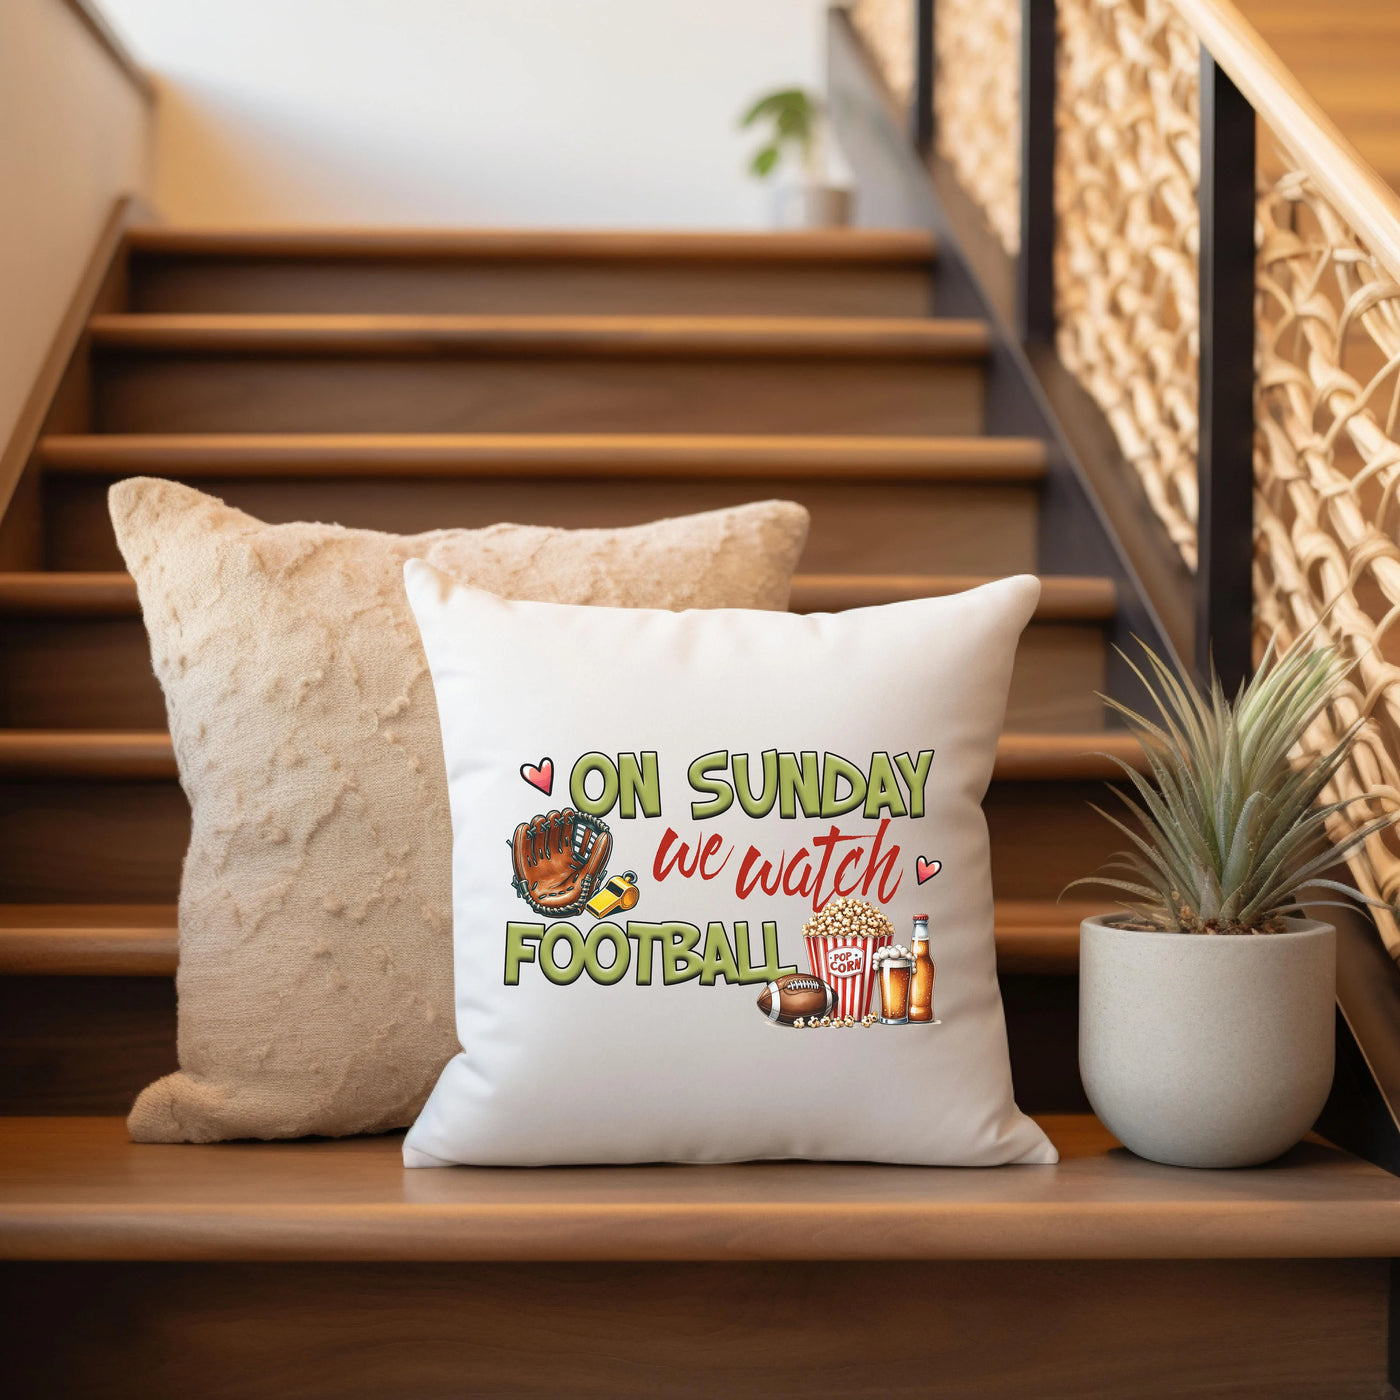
[111,478,810,1143]
[403,562,1056,1167]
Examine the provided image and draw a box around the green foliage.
[1069,638,1395,934]
[739,87,818,180]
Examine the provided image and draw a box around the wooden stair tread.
[791,574,1113,618]
[36,431,1046,480]
[0,900,1099,977]
[1,1113,1397,1262]
[0,731,175,780]
[0,906,176,976]
[0,571,1113,621]
[125,227,938,265]
[0,730,1145,782]
[86,313,991,359]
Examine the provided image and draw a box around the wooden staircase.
[2,229,1398,1397]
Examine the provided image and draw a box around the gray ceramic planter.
[1079,915,1336,1168]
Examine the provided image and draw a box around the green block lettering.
[584,922,631,985]
[663,923,704,985]
[699,920,741,986]
[733,750,779,818]
[689,751,734,820]
[570,752,620,817]
[733,920,797,984]
[820,753,867,818]
[757,920,798,980]
[863,752,908,819]
[778,751,821,819]
[627,922,668,986]
[541,923,586,985]
[504,922,542,985]
[895,749,935,819]
[618,752,661,819]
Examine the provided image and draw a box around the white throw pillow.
[403,561,1056,1167]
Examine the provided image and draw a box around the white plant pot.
[1079,915,1336,1168]
[773,182,853,229]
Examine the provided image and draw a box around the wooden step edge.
[36,432,1047,481]
[3,1114,1399,1263]
[0,923,177,976]
[124,227,938,266]
[0,900,1099,977]
[992,733,1143,781]
[85,313,992,360]
[0,571,1111,621]
[0,732,177,781]
[0,731,1146,783]
[789,574,1114,620]
[0,573,138,615]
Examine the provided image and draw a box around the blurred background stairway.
[0,226,1124,1117]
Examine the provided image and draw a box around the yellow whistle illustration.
[586,871,640,919]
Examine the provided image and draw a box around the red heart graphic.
[520,758,554,796]
[916,857,942,885]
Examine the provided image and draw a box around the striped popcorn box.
[804,933,893,1021]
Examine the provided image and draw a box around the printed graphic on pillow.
[503,748,945,1034]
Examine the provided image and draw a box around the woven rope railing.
[1255,148,1400,952]
[848,0,915,109]
[934,0,1022,255]
[1054,0,1202,569]
[843,0,1400,952]
[849,0,1022,253]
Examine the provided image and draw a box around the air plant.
[1070,638,1395,934]
[739,88,822,179]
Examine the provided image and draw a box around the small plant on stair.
[740,88,822,179]
[739,87,850,227]
[1072,637,1398,1169]
[1072,637,1394,935]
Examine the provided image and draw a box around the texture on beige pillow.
[111,478,809,1142]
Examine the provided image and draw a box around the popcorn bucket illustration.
[804,933,893,1020]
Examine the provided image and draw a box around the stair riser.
[0,780,1124,903]
[128,257,936,318]
[90,355,986,436]
[0,973,1085,1117]
[1,1259,1387,1399]
[0,618,1104,732]
[43,475,1036,575]
[0,975,175,1116]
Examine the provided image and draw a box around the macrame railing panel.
[934,0,1022,255]
[1255,148,1400,952]
[1054,0,1202,569]
[848,0,915,109]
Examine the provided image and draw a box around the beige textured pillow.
[111,478,809,1142]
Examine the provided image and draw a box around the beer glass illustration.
[877,953,912,1024]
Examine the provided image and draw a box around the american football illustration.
[756,972,837,1026]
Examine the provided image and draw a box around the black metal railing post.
[1017,0,1057,342]
[1196,47,1257,694]
[912,0,934,154]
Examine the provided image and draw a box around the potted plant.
[1072,639,1394,1168]
[739,87,853,228]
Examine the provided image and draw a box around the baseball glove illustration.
[510,808,613,918]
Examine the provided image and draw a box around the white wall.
[102,0,833,229]
[0,0,152,452]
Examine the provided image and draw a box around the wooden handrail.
[58,0,155,105]
[1170,0,1400,284]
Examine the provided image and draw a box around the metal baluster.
[1018,0,1057,343]
[912,0,934,154]
[1196,47,1257,693]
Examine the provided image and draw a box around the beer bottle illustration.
[908,914,935,1022]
